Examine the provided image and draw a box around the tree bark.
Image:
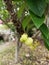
[4,0,24,35]
[4,0,24,63]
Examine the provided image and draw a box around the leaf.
[40,24,49,50]
[42,34,49,50]
[27,21,34,30]
[17,3,25,18]
[26,0,47,17]
[22,16,31,31]
[26,21,34,36]
[30,11,45,28]
[40,24,49,39]
[12,0,22,2]
[45,0,49,3]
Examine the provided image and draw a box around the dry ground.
[0,41,49,65]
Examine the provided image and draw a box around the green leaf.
[30,11,45,28]
[40,24,49,50]
[17,2,25,18]
[26,0,46,17]
[22,16,31,31]
[45,0,49,3]
[27,21,34,30]
[12,0,22,2]
[42,34,49,50]
[40,24,49,39]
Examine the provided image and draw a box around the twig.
[32,30,40,39]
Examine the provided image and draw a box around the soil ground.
[0,40,49,65]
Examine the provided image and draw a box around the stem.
[32,30,40,39]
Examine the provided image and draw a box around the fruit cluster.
[20,33,33,45]
[20,33,40,50]
[20,33,34,49]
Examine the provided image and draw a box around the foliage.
[12,0,49,50]
[26,0,47,17]
[0,0,49,50]
[0,0,10,21]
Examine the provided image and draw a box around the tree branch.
[4,0,24,35]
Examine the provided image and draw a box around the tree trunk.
[4,0,24,63]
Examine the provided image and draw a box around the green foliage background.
[0,0,49,50]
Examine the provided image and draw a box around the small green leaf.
[30,11,45,28]
[17,3,25,18]
[22,16,31,31]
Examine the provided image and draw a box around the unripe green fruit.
[20,33,28,43]
[25,37,33,46]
